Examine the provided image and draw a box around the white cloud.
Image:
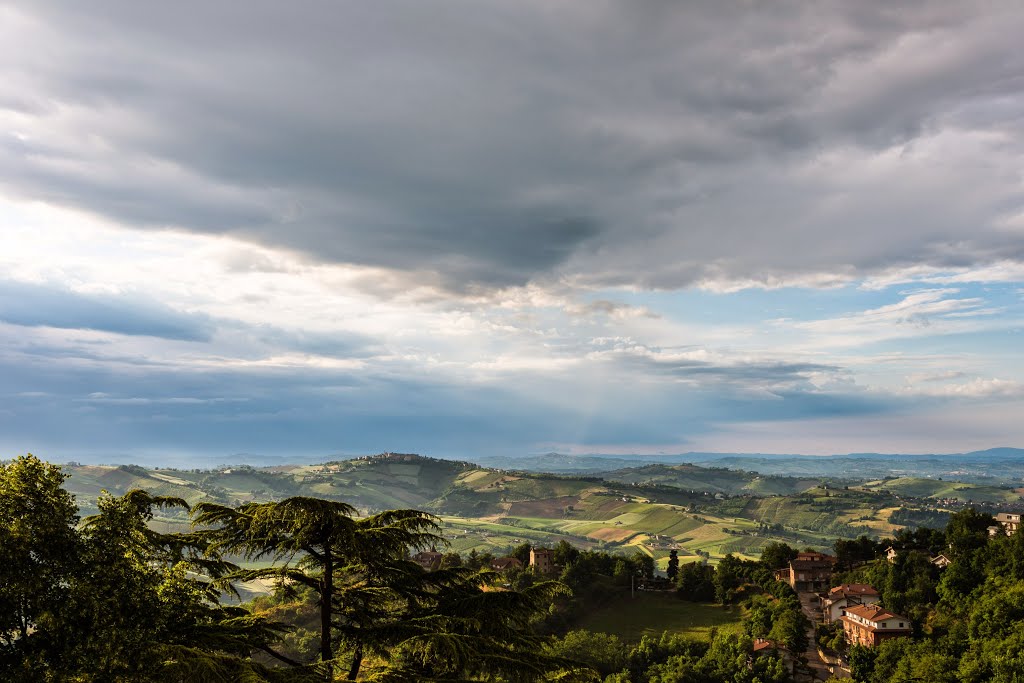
[785,288,1006,347]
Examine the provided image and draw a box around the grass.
[577,593,744,642]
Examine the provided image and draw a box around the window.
[899,622,904,628]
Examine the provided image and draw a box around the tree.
[193,498,442,680]
[848,644,877,682]
[547,630,627,679]
[63,490,288,681]
[666,549,679,583]
[439,551,462,569]
[0,454,79,678]
[676,561,715,602]
[714,554,743,604]
[1,474,287,682]
[760,541,798,570]
[633,550,655,580]
[834,535,879,571]
[382,568,589,681]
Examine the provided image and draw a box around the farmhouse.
[840,604,912,647]
[779,551,837,592]
[821,584,880,624]
[413,550,443,571]
[490,556,523,572]
[529,547,558,576]
[995,512,1021,536]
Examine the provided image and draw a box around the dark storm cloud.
[3,1,1024,289]
[0,280,214,341]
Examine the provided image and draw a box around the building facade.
[996,512,1021,535]
[840,604,912,647]
[781,552,837,592]
[822,584,880,624]
[529,547,557,575]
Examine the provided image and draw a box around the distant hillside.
[47,451,1020,570]
[858,476,1021,504]
[61,453,474,515]
[471,448,1024,485]
[597,463,835,496]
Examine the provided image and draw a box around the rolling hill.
[48,451,1015,569]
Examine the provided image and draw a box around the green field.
[577,593,744,642]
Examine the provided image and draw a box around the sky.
[1,1,1023,462]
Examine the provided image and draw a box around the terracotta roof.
[795,552,835,561]
[752,638,778,652]
[843,604,906,623]
[829,583,879,597]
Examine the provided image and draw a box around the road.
[796,591,849,681]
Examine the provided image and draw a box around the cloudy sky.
[2,1,1023,462]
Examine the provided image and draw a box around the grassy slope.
[577,593,744,642]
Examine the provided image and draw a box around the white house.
[822,584,881,624]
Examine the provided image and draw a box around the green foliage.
[593,630,789,683]
[838,507,1024,683]
[848,645,877,681]
[666,550,679,583]
[833,535,880,570]
[816,621,845,655]
[548,631,628,678]
[744,593,808,654]
[0,460,291,682]
[675,562,715,602]
[759,541,798,570]
[0,455,79,655]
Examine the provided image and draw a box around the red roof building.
[822,584,880,624]
[839,604,911,647]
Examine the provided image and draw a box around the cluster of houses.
[773,551,915,649]
[766,510,1023,657]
